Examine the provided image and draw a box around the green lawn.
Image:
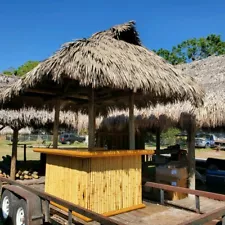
[0,139,87,162]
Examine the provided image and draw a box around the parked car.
[59,133,85,144]
[195,133,217,148]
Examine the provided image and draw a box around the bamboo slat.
[45,153,144,216]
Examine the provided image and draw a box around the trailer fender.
[2,185,43,225]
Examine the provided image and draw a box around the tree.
[16,61,39,76]
[154,34,225,65]
[2,67,16,76]
[154,48,186,65]
[2,61,39,76]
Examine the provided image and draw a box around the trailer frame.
[145,181,225,225]
[0,177,125,225]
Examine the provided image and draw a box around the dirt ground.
[196,148,225,159]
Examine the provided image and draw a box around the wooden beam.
[26,89,57,96]
[187,116,196,190]
[88,88,95,149]
[27,89,89,100]
[10,129,19,180]
[53,100,61,149]
[129,92,135,150]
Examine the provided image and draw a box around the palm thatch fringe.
[0,74,87,132]
[0,74,19,91]
[99,55,225,131]
[0,109,90,132]
[0,21,204,111]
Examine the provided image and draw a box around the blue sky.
[0,0,225,71]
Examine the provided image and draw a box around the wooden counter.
[35,148,154,221]
[33,148,155,158]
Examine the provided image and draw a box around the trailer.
[2,176,225,225]
[0,177,125,225]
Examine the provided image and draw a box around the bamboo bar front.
[34,148,154,220]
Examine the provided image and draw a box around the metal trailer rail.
[145,181,225,225]
[0,177,125,225]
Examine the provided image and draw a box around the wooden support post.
[222,216,225,225]
[129,92,135,150]
[23,144,27,163]
[195,195,200,213]
[68,209,72,225]
[40,153,46,175]
[187,117,196,190]
[75,112,79,133]
[44,200,50,223]
[160,189,165,205]
[156,128,161,155]
[88,88,95,149]
[53,100,60,149]
[10,129,19,180]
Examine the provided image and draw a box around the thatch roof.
[0,74,82,131]
[0,108,79,130]
[178,55,225,128]
[0,74,19,91]
[99,55,225,131]
[0,21,204,113]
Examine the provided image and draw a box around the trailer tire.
[13,199,27,225]
[0,189,18,224]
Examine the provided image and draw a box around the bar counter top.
[33,148,155,158]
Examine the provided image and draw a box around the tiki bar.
[0,21,204,221]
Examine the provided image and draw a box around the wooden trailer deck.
[50,199,224,225]
[16,178,225,225]
[167,196,225,214]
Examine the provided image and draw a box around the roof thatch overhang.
[100,55,225,131]
[0,21,204,114]
[0,74,81,130]
[0,108,79,130]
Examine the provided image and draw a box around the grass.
[0,137,224,163]
[0,139,88,162]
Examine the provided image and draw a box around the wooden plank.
[168,196,225,214]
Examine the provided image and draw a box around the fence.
[5,134,53,143]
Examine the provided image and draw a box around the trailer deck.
[49,199,223,225]
[2,177,225,225]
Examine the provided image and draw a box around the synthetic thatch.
[0,21,204,113]
[100,55,225,131]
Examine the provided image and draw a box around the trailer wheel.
[0,189,17,223]
[13,199,27,225]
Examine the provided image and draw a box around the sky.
[0,0,225,71]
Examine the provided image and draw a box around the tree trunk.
[10,129,19,180]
